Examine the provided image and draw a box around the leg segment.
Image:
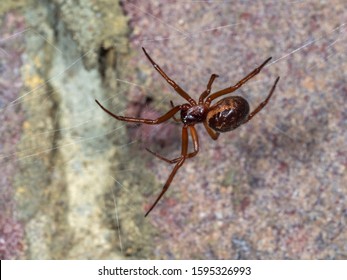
[170,100,180,122]
[188,126,199,158]
[199,74,219,104]
[145,126,199,164]
[145,125,189,217]
[145,148,178,164]
[205,57,272,106]
[142,48,196,105]
[203,121,220,140]
[243,76,280,124]
[95,99,181,125]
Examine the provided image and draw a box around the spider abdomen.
[207,96,250,132]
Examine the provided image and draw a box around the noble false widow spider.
[95,48,280,217]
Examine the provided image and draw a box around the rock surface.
[0,0,346,259]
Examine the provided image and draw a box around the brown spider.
[95,48,280,217]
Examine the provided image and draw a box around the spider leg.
[188,126,199,158]
[145,126,199,164]
[142,47,196,105]
[203,121,220,140]
[205,57,272,106]
[145,125,189,217]
[199,74,219,104]
[145,148,178,163]
[170,100,180,122]
[243,76,280,124]
[95,99,181,124]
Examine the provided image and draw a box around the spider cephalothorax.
[180,104,207,125]
[96,48,280,217]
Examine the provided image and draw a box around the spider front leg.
[146,126,199,164]
[142,48,196,106]
[95,99,181,124]
[145,125,190,217]
[199,74,219,103]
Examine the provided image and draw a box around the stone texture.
[1,0,346,260]
[121,0,347,259]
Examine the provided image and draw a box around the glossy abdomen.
[206,96,250,132]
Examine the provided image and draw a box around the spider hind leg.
[144,126,199,216]
[144,126,189,217]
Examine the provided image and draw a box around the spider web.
[0,0,346,259]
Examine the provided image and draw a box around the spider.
[95,48,280,217]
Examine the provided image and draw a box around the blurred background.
[0,0,346,259]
